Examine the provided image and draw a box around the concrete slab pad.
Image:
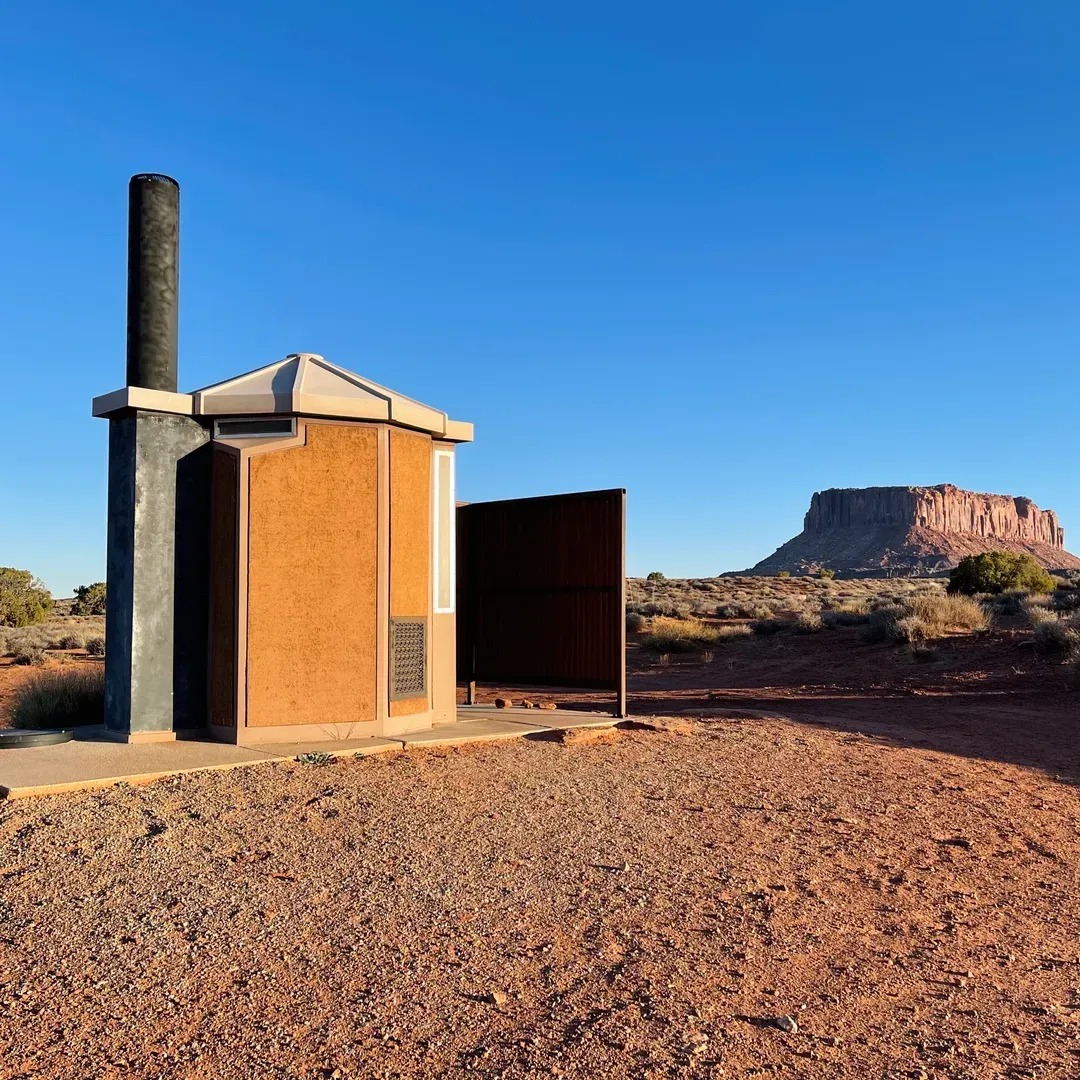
[0,711,623,799]
[0,731,279,799]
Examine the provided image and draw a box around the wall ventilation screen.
[390,617,427,701]
[214,417,296,439]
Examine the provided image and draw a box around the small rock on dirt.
[774,1015,798,1033]
[538,702,558,710]
[485,990,508,1006]
[494,698,512,709]
[522,699,535,709]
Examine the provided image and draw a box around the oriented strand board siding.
[210,448,238,727]
[247,424,379,727]
[389,428,431,715]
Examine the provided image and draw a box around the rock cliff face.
[747,485,1080,575]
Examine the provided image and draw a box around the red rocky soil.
[2,628,1080,1078]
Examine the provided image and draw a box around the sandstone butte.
[745,484,1080,576]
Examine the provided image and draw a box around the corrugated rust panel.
[457,490,625,708]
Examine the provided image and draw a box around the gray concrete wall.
[105,412,211,735]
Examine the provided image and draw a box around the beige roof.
[94,353,473,442]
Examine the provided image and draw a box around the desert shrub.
[85,636,106,657]
[0,568,53,627]
[892,615,930,642]
[904,594,990,636]
[776,571,791,579]
[816,567,836,580]
[1033,619,1080,656]
[641,616,748,651]
[948,552,1055,596]
[11,666,105,728]
[646,571,666,582]
[1066,654,1080,690]
[54,631,86,650]
[295,751,333,766]
[795,611,824,633]
[70,582,107,616]
[12,642,46,666]
[626,612,645,632]
[990,589,1029,617]
[1052,590,1080,613]
[911,646,940,663]
[716,600,774,619]
[858,605,906,644]
[1023,603,1059,627]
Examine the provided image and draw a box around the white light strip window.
[433,449,455,613]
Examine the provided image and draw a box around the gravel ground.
[2,713,1079,1079]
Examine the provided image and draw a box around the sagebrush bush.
[54,631,86,650]
[626,612,645,632]
[795,611,824,633]
[1024,603,1059,627]
[12,642,46,666]
[85,636,106,657]
[11,666,105,728]
[751,618,795,636]
[1033,619,1080,656]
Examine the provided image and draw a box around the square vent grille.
[390,617,427,701]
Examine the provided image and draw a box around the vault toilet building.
[94,174,472,743]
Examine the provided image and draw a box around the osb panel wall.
[389,428,431,716]
[247,424,379,727]
[209,448,238,727]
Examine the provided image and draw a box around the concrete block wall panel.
[104,412,212,736]
[388,428,432,718]
[246,424,379,728]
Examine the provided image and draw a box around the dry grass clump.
[11,665,105,728]
[904,594,989,635]
[795,611,824,633]
[641,617,750,652]
[860,594,989,644]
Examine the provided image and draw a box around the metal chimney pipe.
[126,173,179,391]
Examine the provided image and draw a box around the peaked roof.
[191,354,472,441]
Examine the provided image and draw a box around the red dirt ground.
[2,627,1080,1078]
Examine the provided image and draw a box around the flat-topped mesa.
[743,484,1080,576]
[805,485,1066,548]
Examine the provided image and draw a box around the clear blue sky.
[2,2,1078,594]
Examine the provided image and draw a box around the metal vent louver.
[390,617,427,701]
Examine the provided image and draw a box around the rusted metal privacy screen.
[457,489,626,698]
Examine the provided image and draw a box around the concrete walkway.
[0,708,618,799]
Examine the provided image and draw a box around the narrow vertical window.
[433,449,455,612]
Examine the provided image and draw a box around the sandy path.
[1,713,1078,1079]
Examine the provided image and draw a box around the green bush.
[948,552,1055,596]
[71,582,107,616]
[626,612,645,632]
[0,568,53,627]
[646,571,666,582]
[12,667,105,728]
[816,567,836,580]
[776,570,791,579]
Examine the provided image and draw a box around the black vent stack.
[126,173,179,391]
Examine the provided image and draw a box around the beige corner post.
[194,353,472,745]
